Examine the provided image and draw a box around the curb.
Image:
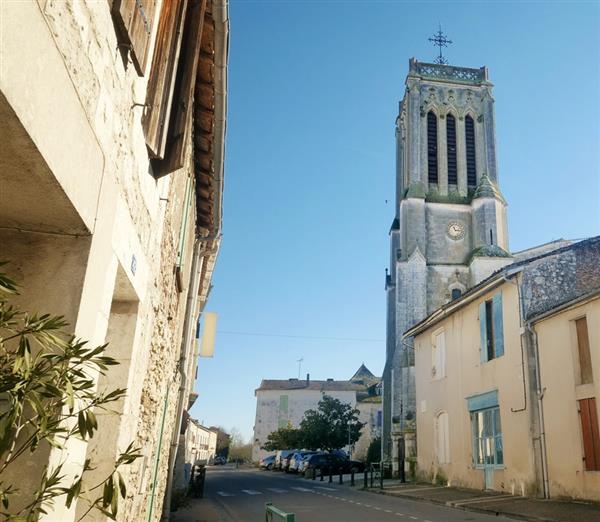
[364,487,556,522]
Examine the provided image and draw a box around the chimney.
[306,373,310,386]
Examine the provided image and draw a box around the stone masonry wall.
[522,237,600,321]
[34,2,199,521]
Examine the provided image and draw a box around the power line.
[217,330,384,343]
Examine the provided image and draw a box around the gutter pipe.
[525,322,550,499]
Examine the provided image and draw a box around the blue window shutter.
[479,302,488,363]
[492,293,504,357]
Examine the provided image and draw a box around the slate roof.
[256,379,364,393]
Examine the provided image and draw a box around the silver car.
[288,451,316,473]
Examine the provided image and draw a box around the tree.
[210,426,230,458]
[0,265,140,521]
[228,428,251,462]
[261,425,303,451]
[366,436,381,464]
[299,396,364,452]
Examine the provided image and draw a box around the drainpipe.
[525,321,550,499]
[161,236,217,521]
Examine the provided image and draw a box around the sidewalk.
[170,498,224,522]
[363,480,600,522]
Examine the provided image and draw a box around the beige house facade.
[408,237,600,500]
[0,1,228,521]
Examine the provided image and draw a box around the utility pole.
[297,357,303,379]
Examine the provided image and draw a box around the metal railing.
[265,502,295,522]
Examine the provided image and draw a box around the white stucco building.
[252,366,382,462]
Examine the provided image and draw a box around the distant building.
[407,237,600,500]
[252,365,382,462]
[174,417,218,492]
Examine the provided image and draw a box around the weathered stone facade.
[0,1,228,521]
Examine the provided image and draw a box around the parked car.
[288,451,316,473]
[274,449,297,471]
[301,453,365,475]
[300,453,345,475]
[282,453,295,472]
[259,455,276,470]
[213,456,226,465]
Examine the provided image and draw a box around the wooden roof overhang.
[193,0,227,239]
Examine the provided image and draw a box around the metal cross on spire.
[428,24,452,65]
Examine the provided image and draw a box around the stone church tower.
[383,58,513,470]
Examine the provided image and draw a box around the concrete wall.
[354,401,382,460]
[535,297,600,500]
[252,390,357,462]
[415,282,538,494]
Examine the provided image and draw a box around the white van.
[274,449,297,471]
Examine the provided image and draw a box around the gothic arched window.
[427,111,438,184]
[446,114,457,185]
[465,115,477,187]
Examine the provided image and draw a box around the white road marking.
[355,502,363,506]
[314,486,337,491]
[395,514,404,517]
[241,489,262,495]
[266,488,287,493]
[217,491,234,497]
[290,487,313,492]
[385,510,393,513]
[374,507,382,510]
[409,517,419,520]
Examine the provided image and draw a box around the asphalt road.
[179,465,515,522]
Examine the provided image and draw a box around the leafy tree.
[366,436,381,464]
[0,265,140,521]
[211,426,230,458]
[261,425,303,451]
[300,396,364,452]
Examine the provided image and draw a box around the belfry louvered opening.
[465,115,477,187]
[447,114,457,185]
[427,111,438,184]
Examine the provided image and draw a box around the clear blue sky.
[190,0,600,440]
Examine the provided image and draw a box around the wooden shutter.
[111,0,157,76]
[153,0,207,177]
[579,398,600,471]
[576,317,594,384]
[492,293,504,357]
[479,301,488,363]
[143,0,188,158]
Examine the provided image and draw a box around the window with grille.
[465,115,476,187]
[447,114,457,185]
[427,111,438,184]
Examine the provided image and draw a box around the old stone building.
[407,236,600,500]
[384,58,513,472]
[0,1,228,521]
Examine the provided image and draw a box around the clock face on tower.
[447,221,466,240]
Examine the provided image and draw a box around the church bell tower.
[383,53,512,468]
